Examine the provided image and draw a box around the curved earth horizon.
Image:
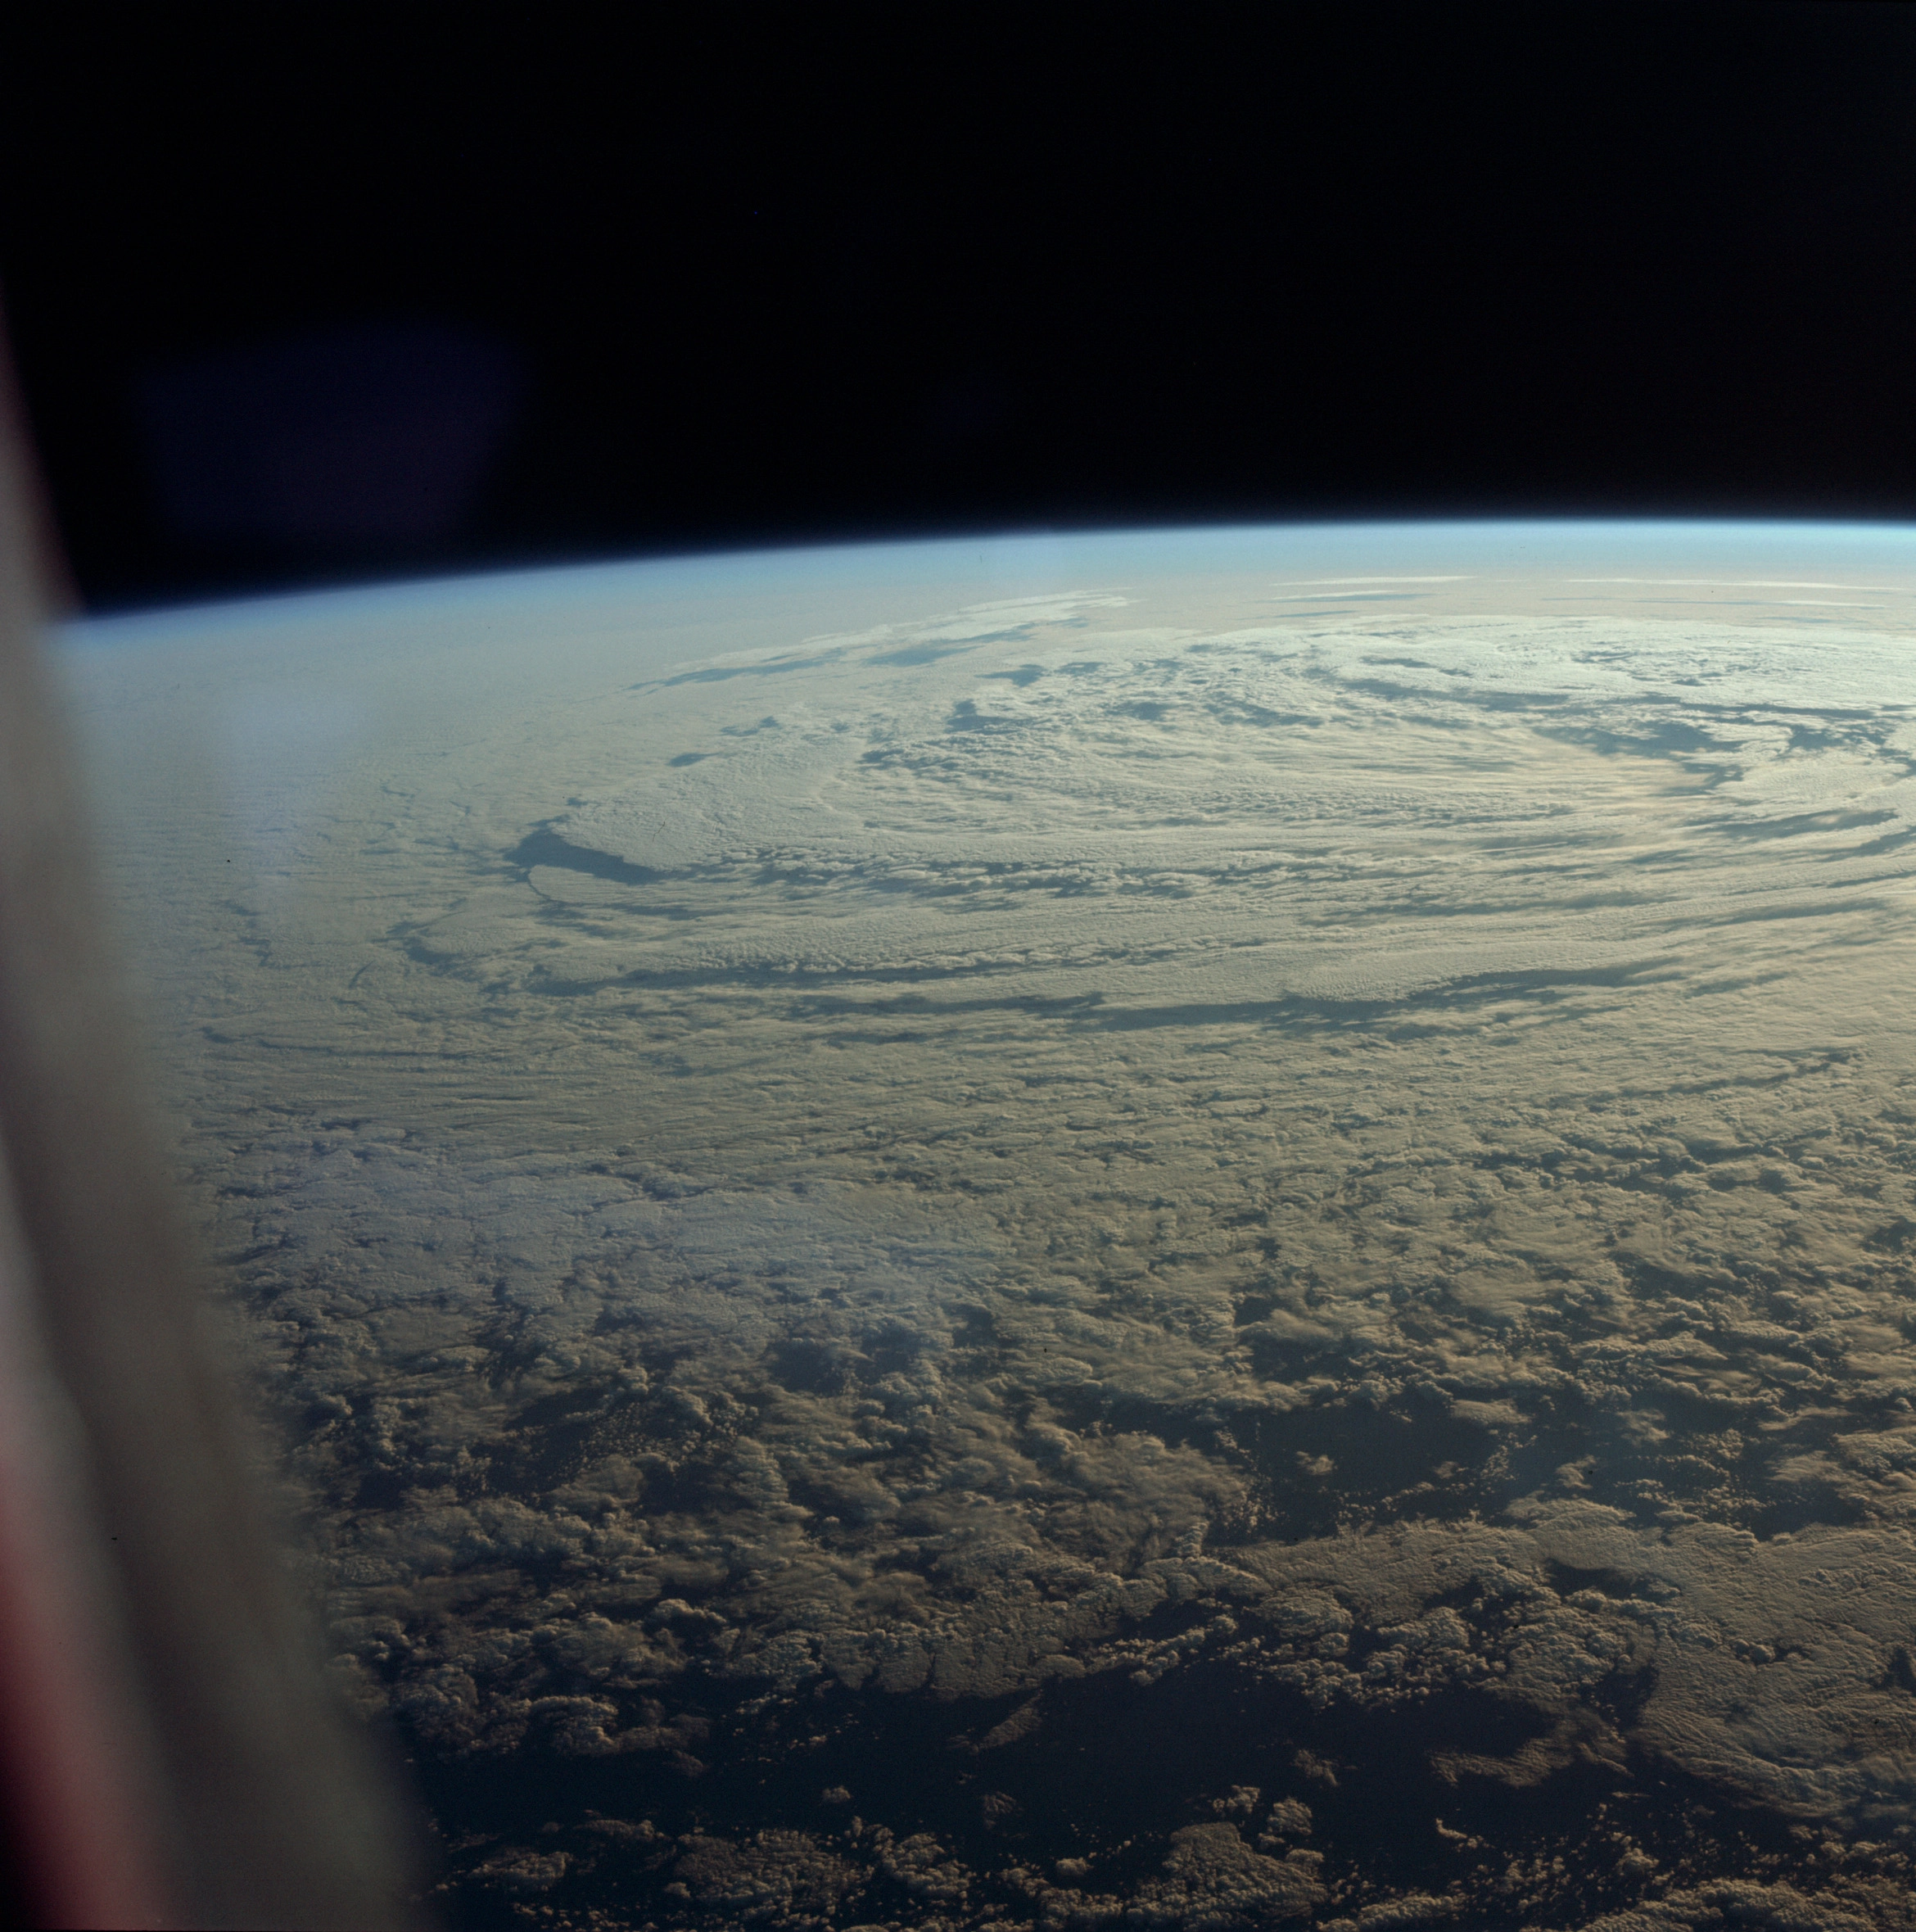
[59,521,1916,1930]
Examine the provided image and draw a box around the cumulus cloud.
[57,552,1916,1923]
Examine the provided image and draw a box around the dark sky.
[2,2,1914,609]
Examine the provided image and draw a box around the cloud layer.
[61,544,1916,1925]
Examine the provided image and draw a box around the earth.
[56,523,1916,1930]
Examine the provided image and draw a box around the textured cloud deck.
[62,526,1916,1928]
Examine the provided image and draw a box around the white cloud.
[1563,577,1906,590]
[56,556,1916,1921]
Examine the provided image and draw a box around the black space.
[2,2,1914,611]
